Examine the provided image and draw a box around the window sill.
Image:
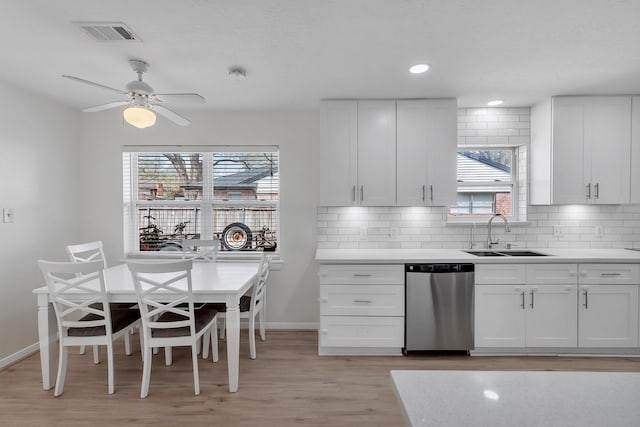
[123,252,283,270]
[446,219,531,227]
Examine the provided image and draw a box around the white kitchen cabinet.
[319,101,358,205]
[318,100,395,206]
[318,264,404,355]
[578,264,640,348]
[530,96,631,205]
[396,99,457,206]
[475,264,578,348]
[631,96,640,203]
[357,101,397,206]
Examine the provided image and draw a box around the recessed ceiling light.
[228,67,247,81]
[487,99,504,106]
[409,64,430,74]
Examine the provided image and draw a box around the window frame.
[447,146,521,224]
[123,146,279,259]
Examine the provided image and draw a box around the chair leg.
[139,330,144,361]
[164,347,172,366]
[191,343,200,396]
[259,308,266,341]
[141,346,152,399]
[249,314,257,360]
[79,345,86,355]
[92,345,100,364]
[54,344,69,397]
[124,329,132,355]
[211,319,219,363]
[202,330,210,360]
[219,317,226,339]
[107,343,115,394]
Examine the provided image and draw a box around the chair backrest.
[37,259,111,337]
[251,253,272,311]
[180,239,219,262]
[66,241,108,268]
[127,260,196,340]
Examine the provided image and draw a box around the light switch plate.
[3,208,13,223]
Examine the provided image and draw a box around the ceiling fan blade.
[62,75,128,95]
[82,101,129,113]
[153,93,206,104]
[150,104,191,126]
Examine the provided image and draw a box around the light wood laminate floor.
[2,331,640,426]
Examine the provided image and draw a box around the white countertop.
[391,370,640,427]
[316,248,640,263]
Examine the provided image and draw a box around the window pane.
[213,205,278,252]
[138,153,204,200]
[457,150,512,182]
[213,152,279,201]
[137,207,200,251]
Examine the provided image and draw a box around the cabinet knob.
[321,329,328,335]
[320,298,328,303]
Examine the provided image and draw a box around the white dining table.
[33,261,260,393]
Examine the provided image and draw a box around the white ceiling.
[2,0,640,111]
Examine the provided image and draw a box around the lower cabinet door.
[525,285,578,347]
[578,285,639,348]
[475,285,526,347]
[319,316,404,348]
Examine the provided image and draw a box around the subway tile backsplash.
[317,107,640,250]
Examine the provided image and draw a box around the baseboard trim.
[0,343,40,370]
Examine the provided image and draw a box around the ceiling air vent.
[73,21,141,42]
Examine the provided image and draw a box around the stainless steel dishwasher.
[404,263,475,353]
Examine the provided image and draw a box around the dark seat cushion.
[205,295,251,313]
[89,302,136,311]
[67,308,141,337]
[151,308,218,338]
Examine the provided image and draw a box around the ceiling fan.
[62,59,205,128]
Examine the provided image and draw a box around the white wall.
[0,79,80,360]
[78,109,319,328]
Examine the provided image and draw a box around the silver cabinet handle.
[353,273,371,277]
[594,183,599,199]
[352,185,356,202]
[586,183,591,200]
[600,273,621,276]
[360,185,364,202]
[583,289,588,309]
[521,291,525,309]
[430,185,433,201]
[353,299,372,304]
[530,289,535,309]
[422,185,426,201]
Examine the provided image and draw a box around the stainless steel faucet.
[487,213,510,248]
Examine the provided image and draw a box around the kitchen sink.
[464,250,549,257]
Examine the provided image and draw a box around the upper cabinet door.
[587,96,631,204]
[396,99,457,206]
[632,96,640,203]
[551,97,588,204]
[319,101,358,206]
[357,101,397,206]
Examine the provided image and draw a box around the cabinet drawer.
[319,284,404,316]
[526,264,578,284]
[578,264,640,284]
[319,316,404,348]
[319,264,404,285]
[475,264,526,284]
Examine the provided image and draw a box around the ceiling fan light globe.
[123,106,156,128]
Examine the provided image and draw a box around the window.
[123,147,279,256]
[448,148,519,220]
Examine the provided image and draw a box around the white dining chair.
[180,239,220,262]
[37,259,142,397]
[66,240,137,361]
[127,259,219,398]
[214,252,272,359]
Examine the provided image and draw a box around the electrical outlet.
[3,208,13,223]
[553,225,563,237]
[595,225,604,238]
[390,227,398,240]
